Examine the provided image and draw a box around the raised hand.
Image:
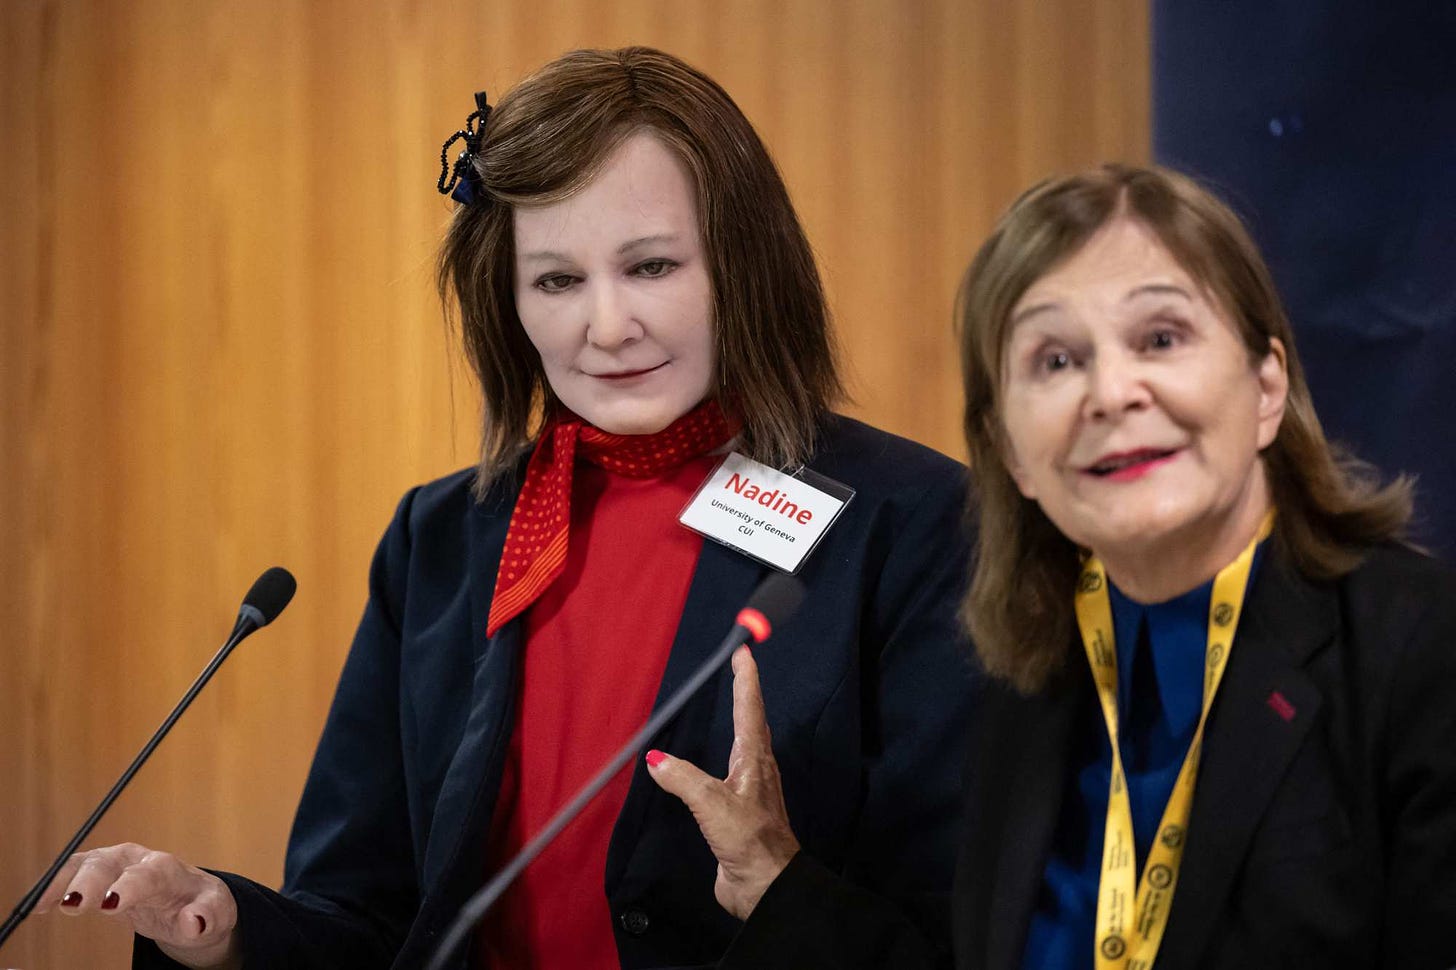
[646,646,800,921]
[34,843,240,969]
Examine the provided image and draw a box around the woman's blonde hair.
[438,47,842,492]
[958,164,1413,693]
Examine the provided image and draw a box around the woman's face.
[513,131,716,435]
[998,217,1288,566]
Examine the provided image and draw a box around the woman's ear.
[1256,337,1289,450]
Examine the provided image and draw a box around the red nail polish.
[101,892,120,910]
[645,749,666,768]
[61,891,83,907]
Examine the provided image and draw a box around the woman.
[33,47,976,968]
[658,164,1456,969]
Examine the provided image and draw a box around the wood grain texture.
[0,2,1147,965]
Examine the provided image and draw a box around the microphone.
[424,572,806,970]
[0,567,297,952]
[237,566,298,630]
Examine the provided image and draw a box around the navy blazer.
[726,543,1456,970]
[135,414,976,970]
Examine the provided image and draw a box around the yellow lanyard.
[1075,511,1274,970]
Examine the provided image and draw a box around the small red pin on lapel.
[1266,690,1296,722]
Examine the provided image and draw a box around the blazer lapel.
[976,674,1081,970]
[606,539,766,886]
[1158,556,1335,964]
[422,482,522,897]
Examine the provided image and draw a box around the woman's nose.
[1083,349,1150,420]
[585,282,644,349]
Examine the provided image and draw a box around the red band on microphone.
[736,607,772,643]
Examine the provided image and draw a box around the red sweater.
[479,455,715,968]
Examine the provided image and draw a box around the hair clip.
[438,91,492,205]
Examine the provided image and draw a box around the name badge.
[679,452,854,573]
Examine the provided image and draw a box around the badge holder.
[678,452,855,574]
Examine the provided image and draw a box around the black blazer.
[728,544,1456,970]
[134,415,977,970]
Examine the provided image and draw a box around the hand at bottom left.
[34,842,241,970]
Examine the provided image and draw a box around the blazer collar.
[1158,552,1337,964]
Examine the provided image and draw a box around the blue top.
[1021,546,1265,970]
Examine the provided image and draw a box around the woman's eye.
[633,259,677,278]
[535,274,576,293]
[1147,328,1179,350]
[1042,350,1072,373]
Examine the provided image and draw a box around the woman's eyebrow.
[1123,282,1192,303]
[617,233,681,255]
[1009,301,1060,329]
[517,249,573,265]
[1011,282,1194,329]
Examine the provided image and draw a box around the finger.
[184,876,239,939]
[162,881,234,942]
[49,845,146,915]
[102,855,191,917]
[644,750,726,816]
[33,855,88,914]
[730,646,771,752]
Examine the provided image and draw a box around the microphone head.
[737,573,805,643]
[241,567,297,626]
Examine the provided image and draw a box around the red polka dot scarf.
[485,400,739,637]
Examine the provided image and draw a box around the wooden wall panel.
[0,2,1147,965]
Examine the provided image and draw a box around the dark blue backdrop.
[1153,0,1456,559]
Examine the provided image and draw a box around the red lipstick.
[591,362,668,380]
[1084,448,1180,481]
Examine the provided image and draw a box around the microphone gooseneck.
[0,567,297,953]
[424,572,807,970]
